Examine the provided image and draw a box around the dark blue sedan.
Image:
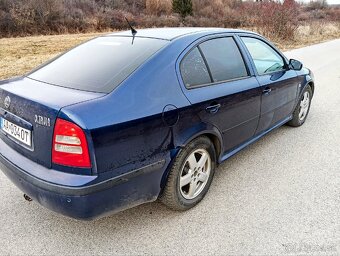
[0,28,314,219]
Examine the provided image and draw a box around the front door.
[240,36,299,134]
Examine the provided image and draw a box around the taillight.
[52,118,91,168]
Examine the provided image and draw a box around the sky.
[298,0,340,4]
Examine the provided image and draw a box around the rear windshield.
[28,37,168,93]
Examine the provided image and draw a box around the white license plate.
[0,118,32,147]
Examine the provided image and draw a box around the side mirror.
[289,59,303,71]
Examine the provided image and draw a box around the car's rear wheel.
[160,136,216,211]
[287,85,312,127]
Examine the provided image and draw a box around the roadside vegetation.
[0,0,339,80]
[0,0,339,40]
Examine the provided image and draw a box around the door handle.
[206,103,221,114]
[263,87,272,95]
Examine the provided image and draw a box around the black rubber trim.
[0,152,165,196]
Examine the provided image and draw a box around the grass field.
[0,33,103,80]
[0,25,339,81]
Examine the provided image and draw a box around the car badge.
[4,96,11,109]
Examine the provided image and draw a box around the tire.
[287,85,313,127]
[160,136,216,211]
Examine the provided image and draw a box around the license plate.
[0,117,32,147]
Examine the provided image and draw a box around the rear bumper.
[0,141,167,220]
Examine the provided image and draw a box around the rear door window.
[28,37,168,93]
[199,37,248,83]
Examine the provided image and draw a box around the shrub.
[146,0,172,15]
[173,0,193,18]
[140,14,181,27]
[241,0,299,40]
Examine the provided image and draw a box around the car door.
[179,36,261,154]
[239,36,299,134]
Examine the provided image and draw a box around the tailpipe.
[23,194,33,202]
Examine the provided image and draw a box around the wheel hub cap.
[299,91,310,121]
[179,149,211,200]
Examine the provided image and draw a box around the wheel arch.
[175,123,223,162]
[159,123,223,194]
[204,133,222,161]
[307,80,315,98]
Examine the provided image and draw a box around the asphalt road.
[0,39,339,256]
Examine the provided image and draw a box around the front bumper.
[0,139,167,220]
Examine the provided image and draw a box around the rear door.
[179,35,261,154]
[239,36,299,134]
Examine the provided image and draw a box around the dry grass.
[0,33,103,80]
[274,22,340,51]
[0,25,340,80]
[146,0,172,15]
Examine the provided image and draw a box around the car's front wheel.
[160,136,216,211]
[288,85,313,127]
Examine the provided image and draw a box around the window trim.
[184,75,253,90]
[238,35,289,77]
[179,35,252,90]
[197,45,214,82]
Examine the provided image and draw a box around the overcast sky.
[298,0,340,4]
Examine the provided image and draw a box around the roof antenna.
[125,17,137,45]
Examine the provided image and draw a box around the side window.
[241,37,285,75]
[180,47,211,88]
[199,37,248,83]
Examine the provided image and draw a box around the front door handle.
[263,87,272,95]
[206,103,221,114]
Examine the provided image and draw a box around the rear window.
[180,47,211,88]
[28,37,168,93]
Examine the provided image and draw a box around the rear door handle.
[263,87,272,95]
[206,103,221,114]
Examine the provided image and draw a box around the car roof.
[107,27,256,41]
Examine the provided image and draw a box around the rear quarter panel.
[60,41,193,177]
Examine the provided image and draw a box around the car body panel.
[235,34,300,133]
[0,78,104,170]
[179,78,262,154]
[59,41,191,176]
[255,71,299,134]
[0,139,169,219]
[174,33,262,156]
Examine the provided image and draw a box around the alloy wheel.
[179,149,211,200]
[299,91,310,121]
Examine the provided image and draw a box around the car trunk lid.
[0,77,104,168]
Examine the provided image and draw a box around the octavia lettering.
[34,115,51,127]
